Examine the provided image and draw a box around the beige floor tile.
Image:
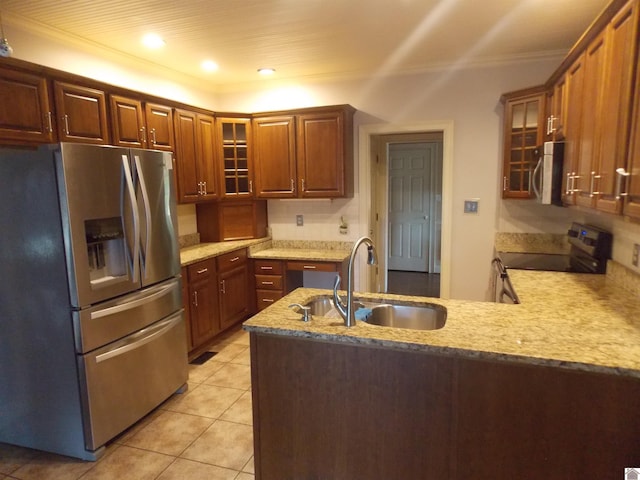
[187,359,226,384]
[203,363,251,390]
[79,445,173,480]
[210,344,248,363]
[219,328,250,346]
[242,455,255,473]
[180,420,253,471]
[235,473,255,479]
[229,347,251,366]
[111,406,165,445]
[123,411,213,456]
[156,458,239,480]
[220,391,253,426]
[0,443,39,475]
[9,450,95,480]
[163,384,244,419]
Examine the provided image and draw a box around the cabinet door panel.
[196,113,217,198]
[110,95,145,148]
[219,265,249,330]
[0,69,55,144]
[595,0,639,214]
[562,55,585,205]
[145,103,174,152]
[217,118,253,198]
[297,112,345,197]
[54,81,109,144]
[253,116,296,198]
[174,109,200,203]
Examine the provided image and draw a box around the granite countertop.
[243,269,640,378]
[180,238,352,266]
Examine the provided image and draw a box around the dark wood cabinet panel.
[624,20,640,219]
[296,110,348,197]
[186,259,220,351]
[455,357,640,479]
[218,250,250,330]
[253,115,297,198]
[110,94,146,148]
[250,334,454,480]
[174,109,217,203]
[0,68,55,144]
[561,54,585,206]
[144,103,174,152]
[196,200,267,242]
[53,81,109,144]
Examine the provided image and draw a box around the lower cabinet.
[182,249,250,357]
[250,333,640,479]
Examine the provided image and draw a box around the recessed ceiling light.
[142,33,165,49]
[201,60,219,72]
[257,68,276,76]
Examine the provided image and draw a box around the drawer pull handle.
[261,281,274,285]
[229,256,240,262]
[262,298,275,303]
[260,266,273,270]
[303,265,317,270]
[196,268,208,274]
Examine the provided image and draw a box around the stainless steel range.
[0,143,188,460]
[493,222,612,303]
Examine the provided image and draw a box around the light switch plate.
[464,199,479,214]
[296,214,304,226]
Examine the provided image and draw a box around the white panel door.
[388,143,431,272]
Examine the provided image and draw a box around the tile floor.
[0,326,255,480]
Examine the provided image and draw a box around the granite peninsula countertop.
[180,238,352,267]
[243,269,640,378]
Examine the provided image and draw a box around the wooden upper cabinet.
[216,117,254,199]
[501,88,546,199]
[110,95,146,148]
[173,109,217,203]
[623,5,640,220]
[253,115,297,198]
[297,108,352,198]
[253,105,355,199]
[594,0,639,214]
[546,75,566,141]
[145,103,174,152]
[53,81,109,144]
[561,54,586,206]
[0,68,55,145]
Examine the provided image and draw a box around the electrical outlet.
[633,243,640,267]
[296,214,304,226]
[464,199,479,214]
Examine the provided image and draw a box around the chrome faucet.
[333,236,378,327]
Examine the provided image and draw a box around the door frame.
[358,121,453,298]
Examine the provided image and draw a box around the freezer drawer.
[73,277,182,353]
[78,311,188,451]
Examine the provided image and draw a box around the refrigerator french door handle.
[89,280,179,320]
[134,155,152,279]
[122,154,140,283]
[532,157,543,200]
[94,313,182,364]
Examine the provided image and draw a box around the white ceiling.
[1,0,610,91]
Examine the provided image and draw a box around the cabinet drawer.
[217,249,247,272]
[286,260,338,272]
[187,258,216,281]
[256,290,284,310]
[255,275,283,291]
[254,259,284,275]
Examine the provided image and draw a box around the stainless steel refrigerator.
[0,143,188,460]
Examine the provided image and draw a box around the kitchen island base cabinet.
[250,333,640,480]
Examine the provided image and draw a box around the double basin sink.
[302,295,446,331]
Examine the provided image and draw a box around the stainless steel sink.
[302,295,447,330]
[365,303,446,330]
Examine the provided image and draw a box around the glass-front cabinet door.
[216,117,253,198]
[501,88,546,199]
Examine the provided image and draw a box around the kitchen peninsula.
[244,265,640,479]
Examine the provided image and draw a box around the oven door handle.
[94,313,182,363]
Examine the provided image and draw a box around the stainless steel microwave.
[532,141,564,206]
